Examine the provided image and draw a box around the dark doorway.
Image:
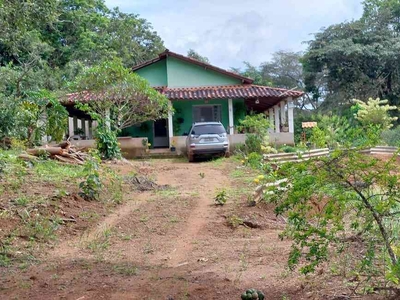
[153,119,169,148]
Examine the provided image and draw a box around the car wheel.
[188,154,195,162]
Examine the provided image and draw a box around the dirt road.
[0,159,330,300]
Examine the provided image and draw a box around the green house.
[122,50,302,151]
[64,50,303,155]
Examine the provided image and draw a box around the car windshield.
[191,124,226,135]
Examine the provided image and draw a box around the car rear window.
[191,124,226,135]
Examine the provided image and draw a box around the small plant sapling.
[79,151,102,201]
[214,189,228,205]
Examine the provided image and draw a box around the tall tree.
[0,0,166,142]
[303,0,400,111]
[231,62,273,86]
[232,51,321,109]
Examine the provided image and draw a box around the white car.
[186,122,230,162]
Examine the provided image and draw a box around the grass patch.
[140,215,149,223]
[87,226,113,253]
[113,263,138,276]
[156,187,179,198]
[169,157,188,163]
[79,211,100,221]
[19,211,62,242]
[230,168,247,178]
[210,156,228,167]
[119,234,134,241]
[226,215,244,228]
[14,195,29,206]
[169,216,180,223]
[34,160,84,183]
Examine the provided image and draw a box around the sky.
[105,0,363,70]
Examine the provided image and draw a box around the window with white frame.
[193,105,221,123]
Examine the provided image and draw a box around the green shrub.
[95,121,121,160]
[309,127,327,148]
[238,114,270,154]
[246,152,263,169]
[261,145,278,154]
[353,98,397,130]
[280,145,297,153]
[244,134,263,153]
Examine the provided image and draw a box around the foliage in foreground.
[267,148,400,294]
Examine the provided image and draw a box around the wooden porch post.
[280,100,287,125]
[274,105,280,133]
[268,108,274,132]
[84,120,90,138]
[73,117,78,134]
[287,97,294,133]
[228,98,234,135]
[68,117,74,137]
[88,121,93,139]
[168,109,173,139]
[77,119,82,132]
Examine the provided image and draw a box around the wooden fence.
[264,146,399,164]
[255,146,399,202]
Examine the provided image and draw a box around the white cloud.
[105,0,363,69]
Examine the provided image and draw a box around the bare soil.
[0,158,383,300]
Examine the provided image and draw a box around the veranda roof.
[155,84,303,100]
[64,84,303,105]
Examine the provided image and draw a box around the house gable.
[132,50,252,88]
[135,59,167,87]
[165,56,241,88]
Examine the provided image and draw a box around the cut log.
[24,142,90,165]
[27,147,63,156]
[54,155,84,165]
[55,141,71,150]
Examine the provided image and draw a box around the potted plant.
[281,123,289,132]
[74,127,86,139]
[169,137,176,152]
[170,140,176,152]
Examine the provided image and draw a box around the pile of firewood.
[19,141,89,165]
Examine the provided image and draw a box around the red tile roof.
[156,85,304,100]
[64,84,303,105]
[132,49,254,84]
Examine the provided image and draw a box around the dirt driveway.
[0,158,343,300]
